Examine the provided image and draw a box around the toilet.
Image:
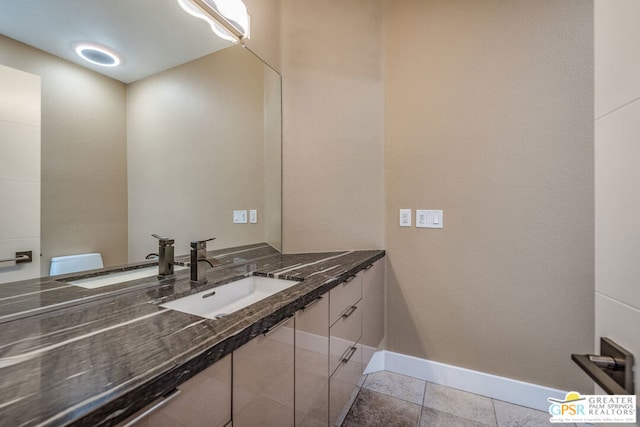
[49,253,104,276]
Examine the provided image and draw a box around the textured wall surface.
[384,0,594,391]
[595,0,640,399]
[244,0,282,73]
[280,0,385,253]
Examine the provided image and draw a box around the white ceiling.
[0,0,234,83]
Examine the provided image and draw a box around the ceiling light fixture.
[74,43,121,67]
[177,0,250,43]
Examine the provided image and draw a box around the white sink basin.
[68,265,187,289]
[160,276,299,319]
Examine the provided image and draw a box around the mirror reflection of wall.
[0,63,41,283]
[0,34,281,279]
[127,45,282,261]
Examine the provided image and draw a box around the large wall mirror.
[0,0,281,283]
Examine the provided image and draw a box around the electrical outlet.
[249,209,257,223]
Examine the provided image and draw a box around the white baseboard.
[363,349,385,374]
[364,350,567,412]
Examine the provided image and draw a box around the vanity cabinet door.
[328,272,364,425]
[361,257,385,366]
[118,354,232,427]
[329,340,363,426]
[295,295,329,426]
[232,316,295,426]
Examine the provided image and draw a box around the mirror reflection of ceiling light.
[177,0,250,43]
[74,43,122,67]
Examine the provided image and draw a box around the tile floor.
[341,371,581,427]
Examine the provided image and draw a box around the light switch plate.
[233,210,248,224]
[416,210,443,228]
[399,209,412,227]
[416,210,429,227]
[249,209,258,223]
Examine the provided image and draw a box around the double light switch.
[416,210,443,228]
[399,209,443,229]
[233,210,258,224]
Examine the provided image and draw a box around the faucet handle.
[152,234,174,246]
[191,237,216,250]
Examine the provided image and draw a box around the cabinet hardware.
[263,315,293,336]
[341,305,357,319]
[300,296,323,311]
[0,251,32,265]
[342,275,357,284]
[341,346,357,364]
[122,388,181,427]
[364,264,374,270]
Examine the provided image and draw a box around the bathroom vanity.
[0,244,385,426]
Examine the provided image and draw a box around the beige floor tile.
[363,371,426,405]
[342,388,421,427]
[493,399,559,427]
[420,407,490,427]
[423,383,496,426]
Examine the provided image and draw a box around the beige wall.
[0,35,128,274]
[127,46,269,260]
[594,0,640,398]
[244,0,282,73]
[384,0,593,392]
[0,64,41,283]
[280,0,385,253]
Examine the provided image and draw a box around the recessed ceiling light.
[74,43,121,67]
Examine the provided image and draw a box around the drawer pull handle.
[300,296,323,312]
[122,388,181,427]
[342,346,357,364]
[364,264,374,270]
[342,305,357,319]
[263,315,293,336]
[343,275,357,284]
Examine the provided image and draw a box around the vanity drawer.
[330,340,363,426]
[329,300,362,376]
[329,273,362,326]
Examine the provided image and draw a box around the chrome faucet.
[152,234,175,278]
[190,238,218,285]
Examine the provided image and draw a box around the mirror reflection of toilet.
[49,253,103,276]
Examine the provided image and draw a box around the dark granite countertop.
[0,243,384,426]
